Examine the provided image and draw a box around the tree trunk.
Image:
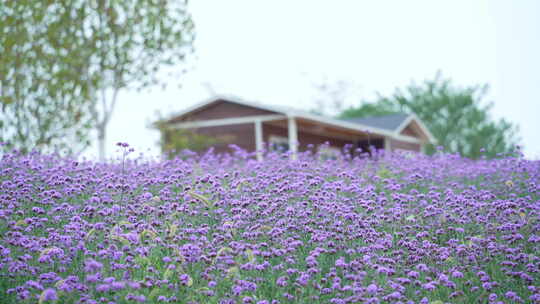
[96,87,119,162]
[98,124,106,161]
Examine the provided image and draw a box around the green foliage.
[339,73,520,159]
[340,101,395,119]
[0,0,195,156]
[157,123,232,158]
[0,1,95,153]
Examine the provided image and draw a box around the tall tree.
[0,1,94,154]
[80,0,194,160]
[339,73,520,159]
[0,0,195,158]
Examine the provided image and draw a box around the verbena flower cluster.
[0,147,539,304]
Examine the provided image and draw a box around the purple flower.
[40,288,58,302]
[128,281,141,289]
[505,291,521,301]
[335,257,347,268]
[407,270,419,279]
[415,264,429,272]
[96,284,110,292]
[422,282,437,291]
[179,274,192,286]
[387,291,401,300]
[0,142,537,304]
[103,276,116,284]
[86,273,100,283]
[366,283,378,294]
[111,281,126,291]
[84,259,103,273]
[25,280,43,290]
[276,276,288,287]
[162,256,172,263]
[296,273,310,286]
[451,270,464,278]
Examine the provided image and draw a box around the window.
[268,135,289,152]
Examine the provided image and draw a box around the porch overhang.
[166,113,424,145]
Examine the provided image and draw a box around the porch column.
[254,119,263,161]
[384,137,392,156]
[288,116,298,160]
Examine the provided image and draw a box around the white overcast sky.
[91,0,540,159]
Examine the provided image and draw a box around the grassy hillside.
[0,147,539,303]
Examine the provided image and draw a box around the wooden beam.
[168,114,286,129]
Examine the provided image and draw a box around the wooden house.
[159,96,436,160]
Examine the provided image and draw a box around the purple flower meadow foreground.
[1,147,540,304]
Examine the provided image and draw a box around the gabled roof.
[165,95,436,143]
[165,94,296,123]
[342,113,410,132]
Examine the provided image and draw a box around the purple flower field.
[1,146,539,304]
